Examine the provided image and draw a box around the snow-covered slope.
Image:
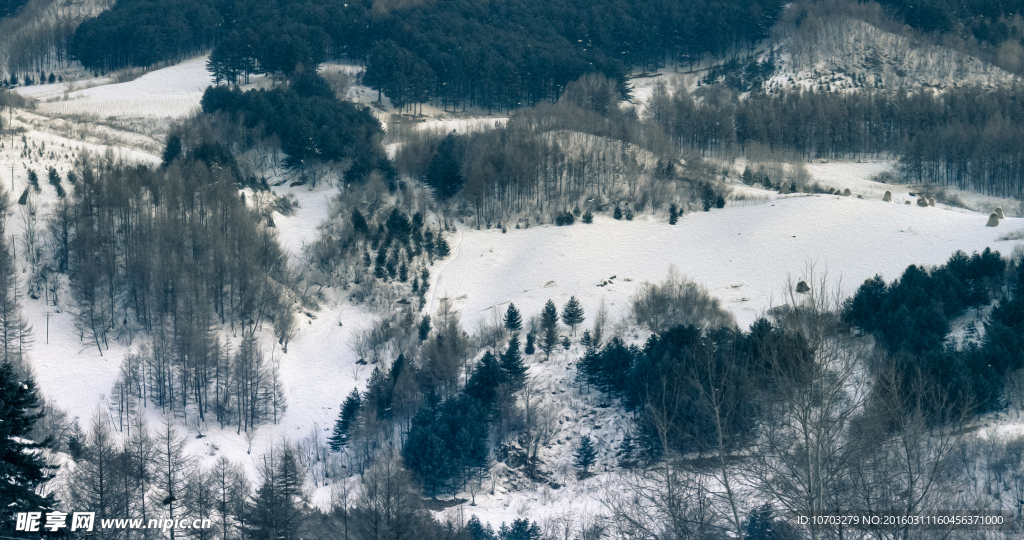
[428,186,1022,332]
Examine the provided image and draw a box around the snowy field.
[21,56,214,120]
[429,191,1023,333]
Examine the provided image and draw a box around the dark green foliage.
[845,249,1012,416]
[0,363,55,528]
[403,394,489,498]
[245,445,305,540]
[0,0,31,18]
[668,203,679,224]
[27,169,38,192]
[435,235,451,257]
[363,40,434,110]
[425,134,466,200]
[465,352,506,409]
[715,194,726,208]
[200,80,391,184]
[573,435,597,473]
[503,303,522,332]
[162,135,182,167]
[746,503,794,540]
[500,333,527,390]
[70,0,218,71]
[524,331,536,355]
[554,211,575,226]
[468,516,497,540]
[540,300,559,359]
[16,188,26,205]
[418,315,432,342]
[613,204,623,220]
[498,519,542,540]
[582,209,593,223]
[328,389,362,452]
[351,209,369,236]
[561,296,584,335]
[579,326,759,455]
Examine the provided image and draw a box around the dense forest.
[68,0,785,110]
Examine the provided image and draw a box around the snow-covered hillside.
[428,180,1023,333]
[5,55,1024,531]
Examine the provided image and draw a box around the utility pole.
[45,311,50,344]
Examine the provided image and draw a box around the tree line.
[68,0,784,110]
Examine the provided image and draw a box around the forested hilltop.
[68,0,785,110]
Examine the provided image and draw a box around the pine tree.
[613,204,622,220]
[328,389,362,452]
[0,363,54,528]
[418,315,431,341]
[435,234,450,257]
[503,303,522,332]
[573,435,597,474]
[561,296,584,335]
[524,331,536,355]
[27,169,39,192]
[500,333,526,390]
[540,300,559,359]
[582,209,593,223]
[669,203,679,224]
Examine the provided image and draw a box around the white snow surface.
[429,191,1022,332]
[23,56,214,120]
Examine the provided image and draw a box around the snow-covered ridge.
[773,17,1020,91]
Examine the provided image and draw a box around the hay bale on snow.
[986,213,1000,227]
[916,197,929,207]
[842,188,851,196]
[883,191,892,202]
[995,207,1005,219]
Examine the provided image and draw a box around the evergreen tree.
[500,333,527,390]
[27,169,39,192]
[328,389,362,452]
[669,203,679,224]
[573,435,597,474]
[435,234,450,257]
[424,133,466,199]
[582,209,594,223]
[561,296,584,335]
[418,315,431,342]
[540,300,559,359]
[0,363,54,529]
[524,331,536,355]
[503,303,522,332]
[351,209,369,236]
[613,204,622,220]
[499,519,542,540]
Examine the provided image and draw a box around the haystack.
[995,207,1005,219]
[842,188,851,196]
[916,197,929,207]
[905,200,911,205]
[796,280,810,294]
[883,191,892,202]
[986,213,1000,227]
